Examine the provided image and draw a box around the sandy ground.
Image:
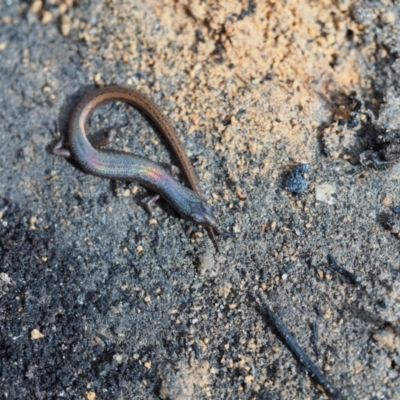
[0,1,400,399]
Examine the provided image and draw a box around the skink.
[53,86,218,246]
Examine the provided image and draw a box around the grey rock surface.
[0,1,399,399]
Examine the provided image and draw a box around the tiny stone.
[86,391,96,400]
[285,163,310,194]
[354,361,363,374]
[29,0,42,14]
[93,72,103,86]
[31,329,44,340]
[60,15,71,36]
[41,10,52,25]
[58,3,68,16]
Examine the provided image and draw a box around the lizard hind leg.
[143,195,160,217]
[92,127,119,149]
[52,122,71,158]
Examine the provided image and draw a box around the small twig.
[311,322,319,357]
[256,296,341,399]
[327,254,358,285]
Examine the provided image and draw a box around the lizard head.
[190,201,217,228]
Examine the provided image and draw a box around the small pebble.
[391,206,400,214]
[285,163,310,194]
[31,329,44,340]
